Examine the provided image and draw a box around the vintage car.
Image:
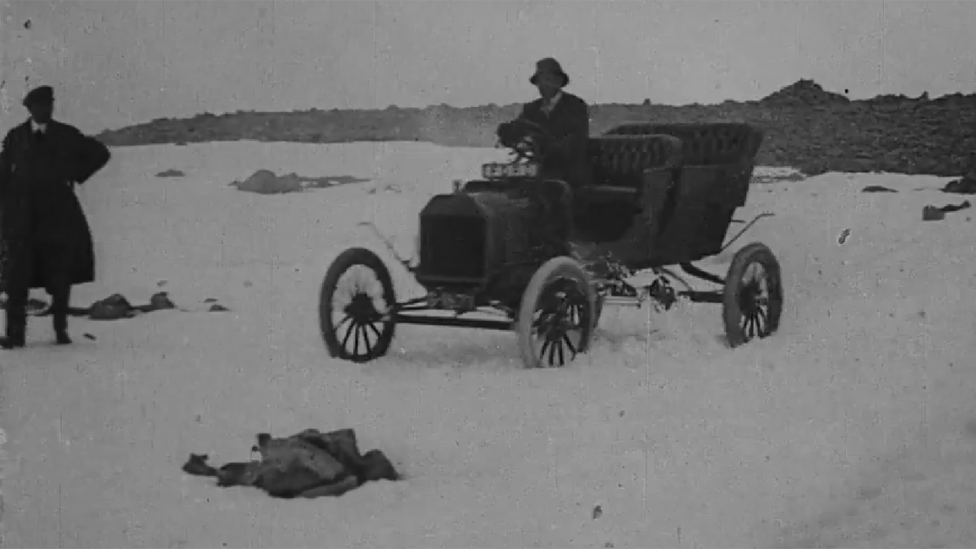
[318,118,783,368]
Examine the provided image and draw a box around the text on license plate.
[481,162,540,179]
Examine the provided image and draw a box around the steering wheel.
[500,118,557,162]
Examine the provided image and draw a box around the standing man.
[0,85,111,349]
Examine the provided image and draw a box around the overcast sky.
[2,0,974,133]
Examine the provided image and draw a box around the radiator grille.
[420,216,486,279]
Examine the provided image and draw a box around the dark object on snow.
[89,293,136,319]
[923,200,971,221]
[156,169,185,178]
[86,291,176,319]
[182,428,399,499]
[941,178,976,195]
[18,291,180,319]
[10,291,223,319]
[940,200,972,213]
[149,291,176,310]
[861,185,898,193]
[922,206,944,221]
[231,170,368,194]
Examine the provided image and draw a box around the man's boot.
[0,332,25,349]
[50,281,73,345]
[53,313,71,345]
[1,308,27,350]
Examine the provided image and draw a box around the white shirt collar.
[542,91,563,114]
[31,119,47,133]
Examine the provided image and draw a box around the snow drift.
[2,141,976,548]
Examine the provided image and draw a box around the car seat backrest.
[587,134,682,188]
[604,122,763,166]
[603,123,766,261]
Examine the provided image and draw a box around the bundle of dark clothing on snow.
[182,428,399,498]
[942,178,976,195]
[922,200,971,221]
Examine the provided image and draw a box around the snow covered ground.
[2,141,976,548]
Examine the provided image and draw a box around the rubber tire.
[516,256,597,368]
[722,242,783,348]
[319,247,397,363]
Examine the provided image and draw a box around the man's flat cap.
[23,85,54,106]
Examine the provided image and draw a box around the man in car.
[497,57,591,190]
[497,58,593,256]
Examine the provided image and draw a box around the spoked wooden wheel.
[319,247,397,363]
[516,257,596,368]
[723,242,783,348]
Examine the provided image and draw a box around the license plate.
[481,162,539,179]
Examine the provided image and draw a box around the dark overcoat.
[516,91,592,189]
[0,119,111,290]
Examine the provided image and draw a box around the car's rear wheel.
[319,247,397,363]
[722,242,783,348]
[516,257,596,368]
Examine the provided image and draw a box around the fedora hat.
[530,58,569,87]
[23,85,54,106]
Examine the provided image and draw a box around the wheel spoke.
[361,324,374,355]
[359,323,369,356]
[335,314,353,334]
[742,313,754,339]
[366,321,382,340]
[539,339,551,365]
[562,333,578,355]
[353,324,362,356]
[341,319,355,348]
[547,337,558,366]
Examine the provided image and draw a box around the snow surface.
[2,141,976,548]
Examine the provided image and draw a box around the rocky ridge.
[96,80,976,177]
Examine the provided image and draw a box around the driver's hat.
[23,85,54,107]
[530,58,569,87]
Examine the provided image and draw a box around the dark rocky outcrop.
[95,79,976,178]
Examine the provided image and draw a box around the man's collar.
[31,119,48,133]
[540,91,563,113]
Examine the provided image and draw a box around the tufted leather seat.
[587,135,683,191]
[572,135,683,244]
[599,122,765,263]
[604,122,763,166]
